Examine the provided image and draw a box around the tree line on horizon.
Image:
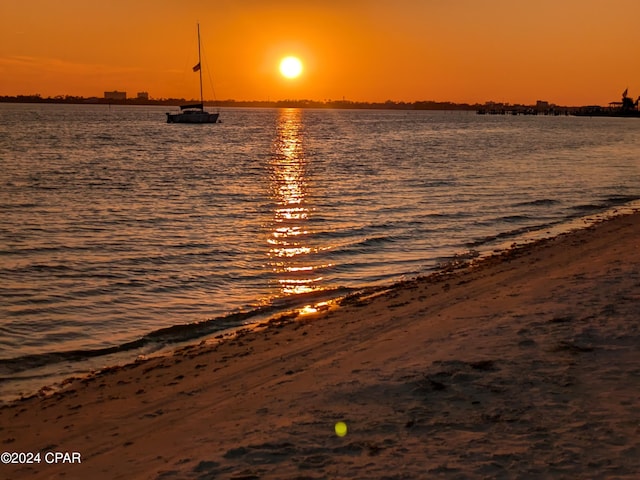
[0,94,557,111]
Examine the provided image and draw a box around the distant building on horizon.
[137,91,149,100]
[104,91,126,101]
[536,100,550,111]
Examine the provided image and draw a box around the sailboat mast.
[197,23,204,108]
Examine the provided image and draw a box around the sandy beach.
[1,212,639,479]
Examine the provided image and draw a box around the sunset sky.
[1,0,639,105]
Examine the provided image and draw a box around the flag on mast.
[193,63,201,72]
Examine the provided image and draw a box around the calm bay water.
[1,103,639,398]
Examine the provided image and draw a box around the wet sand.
[1,212,639,479]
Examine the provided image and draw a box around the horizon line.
[0,93,600,109]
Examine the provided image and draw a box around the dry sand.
[1,212,639,479]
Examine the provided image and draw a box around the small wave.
[497,214,532,223]
[514,199,560,207]
[9,263,75,275]
[571,195,639,213]
[325,235,399,257]
[466,221,559,248]
[353,235,398,247]
[94,134,115,141]
[311,223,395,241]
[601,195,639,206]
[0,202,39,210]
[571,203,607,212]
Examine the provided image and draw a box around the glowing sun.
[279,56,303,79]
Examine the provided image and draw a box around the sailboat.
[166,24,220,124]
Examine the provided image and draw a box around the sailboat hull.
[166,111,220,124]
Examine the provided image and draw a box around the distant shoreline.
[5,96,624,115]
[0,95,545,111]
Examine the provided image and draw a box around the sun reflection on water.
[268,109,329,296]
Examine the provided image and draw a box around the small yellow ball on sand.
[335,421,348,437]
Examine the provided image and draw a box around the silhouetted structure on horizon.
[573,89,640,117]
[104,91,126,101]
